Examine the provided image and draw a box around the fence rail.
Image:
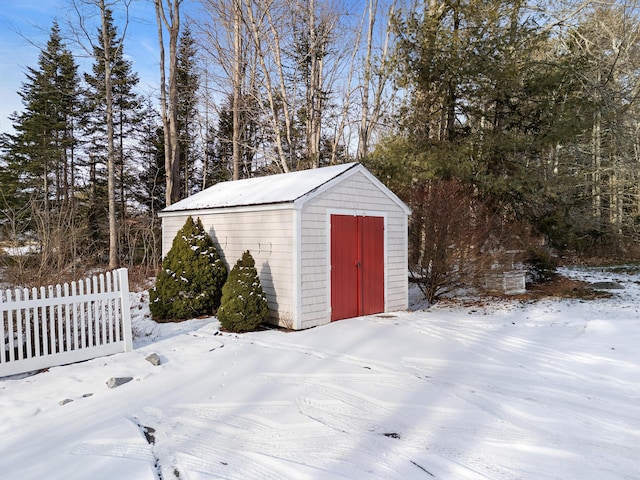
[1,268,132,377]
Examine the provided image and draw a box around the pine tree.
[0,22,83,275]
[82,7,144,262]
[0,22,80,211]
[149,216,227,321]
[203,121,233,188]
[133,101,165,269]
[136,100,166,215]
[384,0,586,237]
[217,250,269,333]
[177,23,201,197]
[203,94,260,185]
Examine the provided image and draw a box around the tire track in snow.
[404,354,640,480]
[258,373,519,479]
[129,399,410,479]
[239,337,539,479]
[132,406,297,480]
[117,369,451,479]
[70,441,155,463]
[153,403,410,479]
[231,335,417,377]
[168,399,405,477]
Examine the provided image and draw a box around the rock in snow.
[145,353,161,366]
[106,377,133,389]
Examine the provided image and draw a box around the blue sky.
[0,0,378,135]
[0,0,162,133]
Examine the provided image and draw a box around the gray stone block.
[106,376,133,388]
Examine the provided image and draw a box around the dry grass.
[437,274,613,309]
[525,275,613,300]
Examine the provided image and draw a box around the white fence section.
[1,268,133,377]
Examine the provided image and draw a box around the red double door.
[330,214,384,321]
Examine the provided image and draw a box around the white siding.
[298,170,409,329]
[161,209,295,326]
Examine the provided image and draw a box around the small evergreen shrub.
[525,247,558,283]
[218,250,269,333]
[149,216,227,322]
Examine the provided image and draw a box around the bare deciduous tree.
[357,0,397,160]
[155,0,183,205]
[232,0,243,179]
[198,0,350,173]
[562,3,640,237]
[197,0,256,179]
[100,0,118,268]
[71,0,131,269]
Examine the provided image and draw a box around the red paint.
[330,215,384,321]
[360,216,385,316]
[330,215,359,321]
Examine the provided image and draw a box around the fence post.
[117,268,133,352]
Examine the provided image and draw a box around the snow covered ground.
[1,266,639,479]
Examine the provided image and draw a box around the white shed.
[159,162,411,330]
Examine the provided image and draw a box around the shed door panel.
[330,215,384,321]
[331,215,360,321]
[360,216,385,316]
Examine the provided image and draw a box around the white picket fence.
[1,268,133,377]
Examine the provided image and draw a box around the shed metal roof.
[160,162,411,216]
[162,163,359,212]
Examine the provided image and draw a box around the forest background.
[1,0,639,302]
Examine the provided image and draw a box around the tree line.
[1,0,639,294]
[365,0,640,299]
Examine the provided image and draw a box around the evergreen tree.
[0,22,83,274]
[383,0,640,256]
[83,8,143,260]
[382,0,586,237]
[129,103,165,271]
[136,100,166,215]
[0,22,80,211]
[149,216,227,321]
[204,94,261,185]
[177,23,201,197]
[218,250,269,333]
[366,0,594,296]
[561,4,640,251]
[203,121,233,188]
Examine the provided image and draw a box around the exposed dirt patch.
[437,274,613,309]
[525,275,614,300]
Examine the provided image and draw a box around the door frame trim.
[326,209,387,320]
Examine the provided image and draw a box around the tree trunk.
[168,9,181,203]
[232,0,242,180]
[155,0,182,205]
[99,0,118,269]
[245,1,291,172]
[357,0,376,160]
[592,110,602,227]
[306,0,321,167]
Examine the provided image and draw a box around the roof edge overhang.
[158,201,295,218]
[158,162,411,217]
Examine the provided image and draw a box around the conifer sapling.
[217,250,269,332]
[149,216,227,321]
